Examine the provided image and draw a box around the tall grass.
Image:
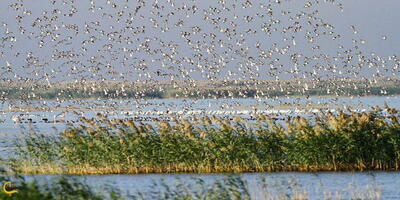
[10,106,400,174]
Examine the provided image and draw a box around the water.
[17,172,399,199]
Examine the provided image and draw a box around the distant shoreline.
[0,95,398,113]
[1,78,399,100]
[1,92,399,102]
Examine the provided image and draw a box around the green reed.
[10,106,400,174]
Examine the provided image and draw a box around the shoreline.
[2,94,400,102]
[8,164,400,175]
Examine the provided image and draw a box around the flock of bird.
[0,0,399,122]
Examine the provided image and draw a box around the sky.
[0,0,399,82]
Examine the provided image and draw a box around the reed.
[9,106,400,174]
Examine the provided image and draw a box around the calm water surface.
[18,172,400,199]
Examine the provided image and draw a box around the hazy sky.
[0,0,399,82]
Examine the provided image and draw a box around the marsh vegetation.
[7,106,400,174]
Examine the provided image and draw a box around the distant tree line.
[0,86,399,100]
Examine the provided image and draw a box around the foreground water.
[16,172,398,199]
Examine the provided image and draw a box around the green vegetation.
[8,106,400,174]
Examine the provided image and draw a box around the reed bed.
[10,106,400,174]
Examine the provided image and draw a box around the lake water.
[17,172,399,199]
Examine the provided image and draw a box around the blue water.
[15,172,399,199]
